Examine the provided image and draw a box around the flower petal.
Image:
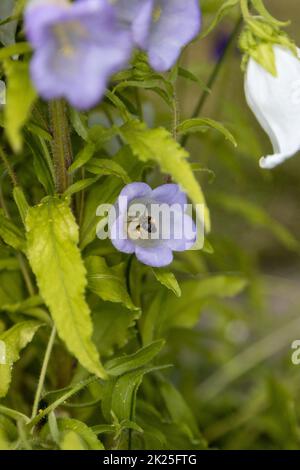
[147,0,201,71]
[135,244,173,267]
[110,214,135,254]
[26,0,132,109]
[114,0,153,48]
[152,183,187,208]
[118,182,152,213]
[166,213,196,251]
[245,45,300,169]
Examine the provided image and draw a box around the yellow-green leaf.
[120,120,210,231]
[25,197,107,379]
[4,59,37,152]
[0,320,42,398]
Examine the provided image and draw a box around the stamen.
[153,6,162,22]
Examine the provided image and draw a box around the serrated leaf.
[25,197,107,378]
[85,256,138,311]
[152,268,181,297]
[0,209,26,251]
[4,59,36,152]
[119,120,210,231]
[177,118,237,147]
[0,320,42,397]
[106,340,165,376]
[58,418,104,450]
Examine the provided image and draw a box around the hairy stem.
[49,99,73,193]
[31,326,56,421]
[181,15,243,147]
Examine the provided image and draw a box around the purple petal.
[152,183,187,208]
[25,0,71,47]
[135,244,173,267]
[115,0,153,48]
[110,214,135,254]
[118,182,152,213]
[166,213,196,251]
[148,0,201,71]
[26,0,132,109]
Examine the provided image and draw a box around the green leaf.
[178,67,210,92]
[25,197,107,378]
[92,301,139,357]
[68,142,96,173]
[142,275,247,340]
[0,209,26,251]
[0,42,31,59]
[63,177,99,197]
[24,133,55,195]
[0,320,42,397]
[119,120,210,231]
[159,379,206,446]
[4,59,37,152]
[106,340,165,376]
[177,118,237,147]
[86,158,131,184]
[13,186,29,225]
[152,268,181,297]
[87,125,119,150]
[69,108,88,141]
[60,430,86,450]
[102,365,167,424]
[58,418,104,450]
[85,256,138,311]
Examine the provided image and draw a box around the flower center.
[53,21,87,57]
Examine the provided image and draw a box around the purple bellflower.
[24,0,132,109]
[114,0,201,72]
[109,183,196,267]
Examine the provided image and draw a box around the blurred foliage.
[0,0,300,451]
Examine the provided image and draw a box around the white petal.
[245,45,300,169]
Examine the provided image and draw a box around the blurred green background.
[148,0,300,450]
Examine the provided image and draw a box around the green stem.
[0,146,17,186]
[31,326,56,420]
[49,99,73,193]
[17,253,35,296]
[181,15,243,147]
[27,376,99,430]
